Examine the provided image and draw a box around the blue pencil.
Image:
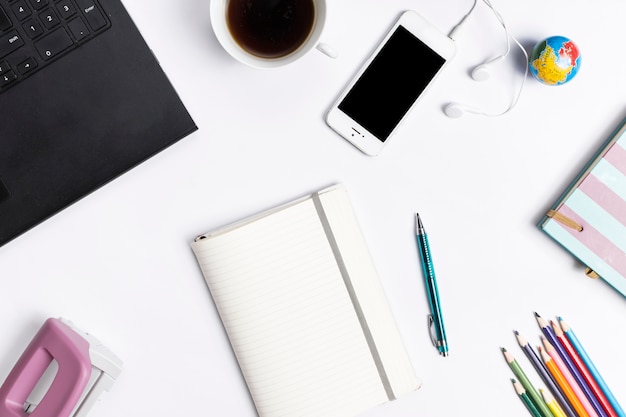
[558,317,625,417]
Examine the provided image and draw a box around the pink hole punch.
[0,318,122,417]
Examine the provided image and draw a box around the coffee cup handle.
[316,43,338,59]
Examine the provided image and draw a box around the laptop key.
[16,57,36,74]
[10,1,31,21]
[67,17,88,41]
[74,0,105,30]
[0,30,24,59]
[56,0,76,19]
[39,9,60,30]
[0,6,11,32]
[28,0,49,11]
[0,69,17,87]
[34,27,73,60]
[0,60,9,74]
[23,19,43,38]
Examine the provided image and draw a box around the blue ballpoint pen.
[415,213,448,357]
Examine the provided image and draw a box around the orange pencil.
[542,336,599,417]
[539,345,590,417]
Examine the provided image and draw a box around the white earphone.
[470,53,506,82]
[443,102,484,118]
[470,63,493,82]
[444,0,529,118]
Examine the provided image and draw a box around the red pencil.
[551,320,617,417]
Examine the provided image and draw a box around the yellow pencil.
[540,388,567,417]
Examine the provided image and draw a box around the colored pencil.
[535,313,607,417]
[542,388,568,417]
[514,378,544,417]
[503,347,553,417]
[557,317,624,417]
[515,330,578,417]
[539,343,592,417]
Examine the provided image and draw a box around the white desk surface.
[2,1,625,416]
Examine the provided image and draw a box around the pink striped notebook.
[540,118,626,297]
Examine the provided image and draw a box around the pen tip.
[415,213,424,233]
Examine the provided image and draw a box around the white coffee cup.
[210,0,337,69]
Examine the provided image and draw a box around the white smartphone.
[326,11,456,156]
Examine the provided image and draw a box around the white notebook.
[191,184,420,417]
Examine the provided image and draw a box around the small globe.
[529,36,581,86]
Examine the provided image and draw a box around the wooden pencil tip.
[511,378,525,395]
[550,319,564,335]
[513,329,519,335]
[513,330,527,346]
[501,347,514,363]
[534,312,548,327]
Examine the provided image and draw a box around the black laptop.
[0,0,197,246]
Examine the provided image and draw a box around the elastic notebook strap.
[546,210,600,280]
[311,192,395,401]
[546,209,583,231]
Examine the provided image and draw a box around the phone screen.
[338,26,446,142]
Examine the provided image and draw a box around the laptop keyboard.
[0,0,110,93]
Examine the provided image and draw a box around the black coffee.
[226,0,316,59]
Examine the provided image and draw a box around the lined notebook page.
[191,186,419,417]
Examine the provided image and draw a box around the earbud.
[443,103,465,118]
[471,64,491,81]
[470,55,505,81]
[443,103,484,118]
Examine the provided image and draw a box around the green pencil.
[502,347,553,417]
[512,378,543,417]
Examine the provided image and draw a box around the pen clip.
[427,315,438,347]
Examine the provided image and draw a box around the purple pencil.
[515,330,578,417]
